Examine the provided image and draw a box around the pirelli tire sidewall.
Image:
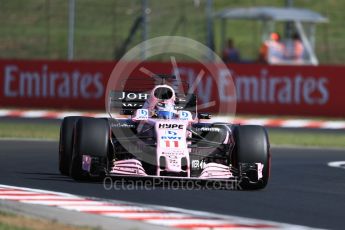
[70,117,110,180]
[59,116,81,176]
[233,125,270,190]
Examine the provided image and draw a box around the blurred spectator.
[258,32,284,64]
[222,38,241,63]
[284,33,304,63]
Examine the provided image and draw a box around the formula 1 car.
[59,75,270,189]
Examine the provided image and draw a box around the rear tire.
[70,117,110,181]
[233,125,270,190]
[59,116,80,175]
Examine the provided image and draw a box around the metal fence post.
[141,0,148,60]
[68,0,76,60]
[206,0,214,60]
[284,0,294,39]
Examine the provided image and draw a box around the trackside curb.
[1,109,344,130]
[0,184,319,229]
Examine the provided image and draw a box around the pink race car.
[59,75,270,189]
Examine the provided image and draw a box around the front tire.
[233,125,270,190]
[70,117,110,181]
[59,116,80,175]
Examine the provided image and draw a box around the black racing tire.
[70,117,110,181]
[59,116,81,176]
[233,125,270,190]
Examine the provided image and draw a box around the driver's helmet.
[155,101,177,119]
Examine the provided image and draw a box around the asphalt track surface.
[1,138,345,229]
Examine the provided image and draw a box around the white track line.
[21,200,103,206]
[327,161,345,169]
[0,195,80,200]
[60,205,155,212]
[145,219,234,225]
[103,213,191,219]
[0,191,40,195]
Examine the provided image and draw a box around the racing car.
[59,75,270,189]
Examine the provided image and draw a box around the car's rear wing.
[109,91,197,115]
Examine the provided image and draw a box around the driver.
[153,101,177,119]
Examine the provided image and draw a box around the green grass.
[0,121,344,148]
[269,130,345,148]
[0,122,59,140]
[0,211,29,230]
[0,210,94,230]
[0,0,345,63]
[0,223,30,230]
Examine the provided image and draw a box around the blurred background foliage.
[0,0,343,64]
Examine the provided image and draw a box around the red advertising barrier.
[228,64,344,117]
[1,59,345,117]
[0,60,113,110]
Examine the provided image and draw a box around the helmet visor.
[157,111,174,119]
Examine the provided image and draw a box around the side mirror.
[198,113,211,119]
